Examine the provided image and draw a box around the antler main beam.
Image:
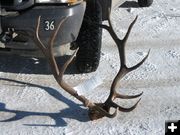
[34,12,149,120]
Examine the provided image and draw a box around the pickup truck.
[0,0,153,73]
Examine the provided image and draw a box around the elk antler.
[34,13,149,120]
[34,16,117,119]
[87,10,150,120]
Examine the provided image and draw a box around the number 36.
[44,20,55,31]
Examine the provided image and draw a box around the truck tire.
[75,0,102,73]
[138,0,153,7]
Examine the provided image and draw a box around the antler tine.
[115,91,143,99]
[48,17,67,50]
[122,16,138,45]
[92,9,120,43]
[35,16,47,54]
[110,98,141,112]
[128,49,150,72]
[117,16,138,68]
[107,8,118,41]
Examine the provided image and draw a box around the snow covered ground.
[0,0,180,134]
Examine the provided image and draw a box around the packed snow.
[0,0,180,134]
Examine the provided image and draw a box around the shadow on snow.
[0,78,90,127]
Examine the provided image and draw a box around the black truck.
[0,0,153,73]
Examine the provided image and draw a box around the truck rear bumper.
[0,2,85,56]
